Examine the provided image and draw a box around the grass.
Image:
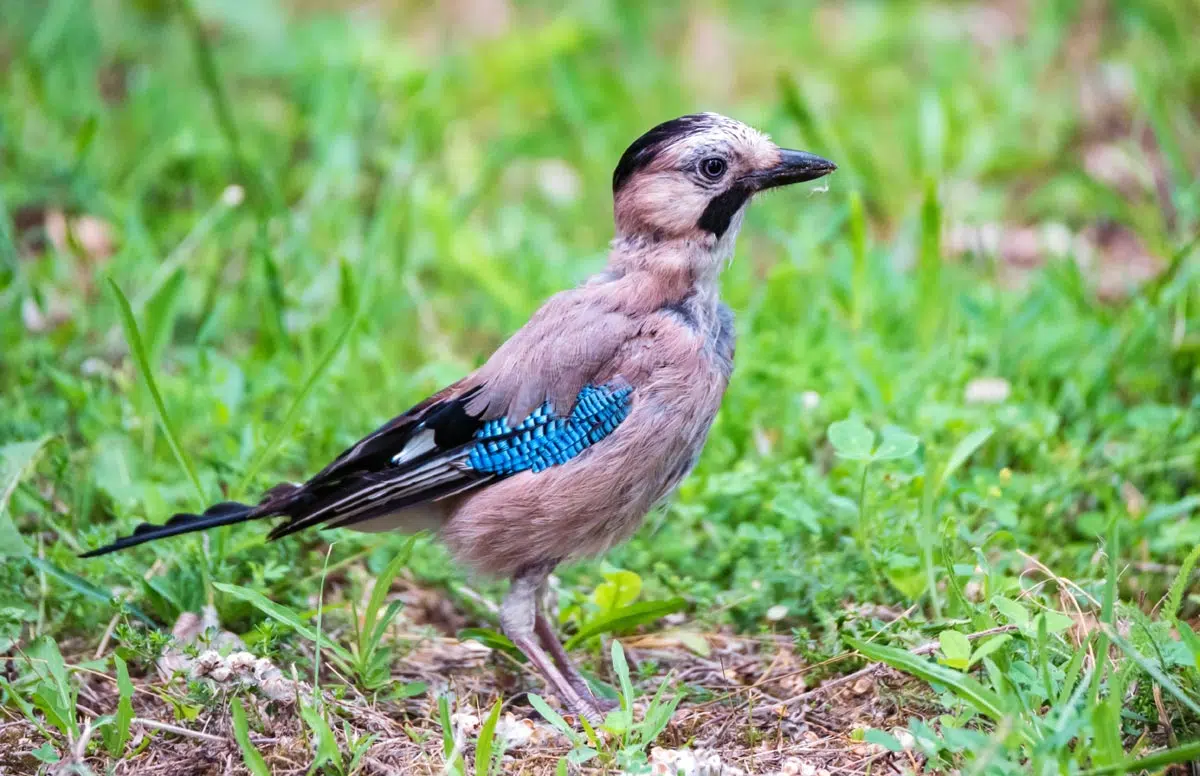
[1,0,1199,772]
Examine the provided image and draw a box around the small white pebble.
[221,184,245,207]
[450,711,480,736]
[252,657,277,681]
[964,377,1010,404]
[777,759,824,776]
[228,651,257,674]
[493,714,534,748]
[191,650,224,678]
[21,298,51,333]
[646,747,744,776]
[253,657,295,703]
[1041,222,1074,256]
[156,651,192,677]
[460,639,492,655]
[851,676,874,695]
[80,357,109,377]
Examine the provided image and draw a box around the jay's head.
[612,113,835,249]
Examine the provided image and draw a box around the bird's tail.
[79,501,264,558]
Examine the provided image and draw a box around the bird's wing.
[261,377,489,537]
[266,289,643,537]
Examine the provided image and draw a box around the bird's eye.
[700,157,727,180]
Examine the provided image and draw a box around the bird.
[82,113,835,723]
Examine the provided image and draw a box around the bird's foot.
[562,682,619,726]
[591,694,621,714]
[574,684,619,714]
[565,697,611,728]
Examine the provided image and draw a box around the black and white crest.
[612,113,724,194]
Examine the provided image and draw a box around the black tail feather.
[79,501,261,558]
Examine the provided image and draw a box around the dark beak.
[746,149,837,191]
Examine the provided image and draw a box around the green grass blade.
[361,537,415,655]
[1179,623,1200,671]
[937,427,995,495]
[458,628,527,663]
[141,268,186,367]
[312,544,335,699]
[0,676,49,738]
[563,598,686,650]
[1164,542,1200,623]
[29,557,156,626]
[28,558,122,610]
[639,676,684,747]
[231,698,271,776]
[213,581,355,666]
[438,694,455,757]
[234,317,356,497]
[847,637,1006,722]
[26,635,78,739]
[475,698,502,776]
[107,278,207,507]
[916,177,943,348]
[0,189,16,267]
[438,694,465,775]
[848,190,868,331]
[174,0,277,213]
[1103,624,1200,717]
[527,693,578,742]
[256,242,287,352]
[1089,694,1123,768]
[920,452,941,618]
[0,436,51,558]
[1055,637,1089,707]
[111,655,134,757]
[1102,516,1118,626]
[367,600,405,656]
[611,639,634,712]
[299,700,342,773]
[1079,740,1200,776]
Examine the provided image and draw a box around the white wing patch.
[390,427,437,466]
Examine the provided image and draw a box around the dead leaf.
[965,377,1011,405]
[46,210,115,262]
[1078,222,1164,301]
[1121,481,1146,518]
[1084,143,1152,196]
[21,294,71,334]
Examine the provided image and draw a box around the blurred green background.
[1,0,1198,769]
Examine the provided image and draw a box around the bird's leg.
[502,563,603,723]
[534,587,619,714]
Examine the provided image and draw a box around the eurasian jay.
[83,113,836,722]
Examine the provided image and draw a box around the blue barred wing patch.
[466,383,633,475]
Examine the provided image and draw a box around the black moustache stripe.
[696,184,751,237]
